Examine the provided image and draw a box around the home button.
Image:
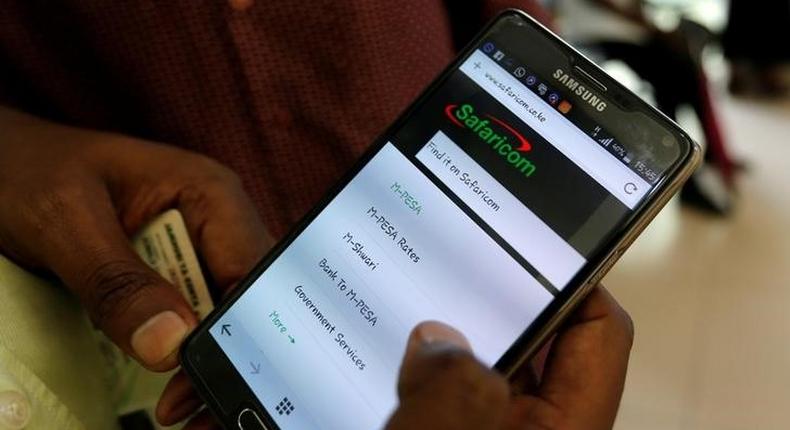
[237,408,267,430]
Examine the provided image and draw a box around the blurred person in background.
[724,0,790,97]
[553,0,738,214]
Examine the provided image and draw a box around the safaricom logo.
[444,103,536,177]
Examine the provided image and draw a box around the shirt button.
[0,390,31,430]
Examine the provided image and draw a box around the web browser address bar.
[459,50,650,209]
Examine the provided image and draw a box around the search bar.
[459,50,650,209]
[416,131,586,289]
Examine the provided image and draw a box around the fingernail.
[131,311,189,366]
[413,321,471,352]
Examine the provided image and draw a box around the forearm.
[0,105,80,152]
[0,105,37,139]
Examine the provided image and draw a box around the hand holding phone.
[159,287,632,430]
[173,10,699,429]
[385,287,632,430]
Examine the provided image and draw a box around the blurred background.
[547,0,790,428]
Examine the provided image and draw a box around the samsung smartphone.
[182,10,700,430]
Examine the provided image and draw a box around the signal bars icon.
[598,137,614,147]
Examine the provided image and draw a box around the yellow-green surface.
[0,255,118,430]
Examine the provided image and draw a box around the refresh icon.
[623,182,638,195]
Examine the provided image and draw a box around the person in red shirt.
[0,2,632,428]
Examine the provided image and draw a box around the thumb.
[34,186,197,371]
[397,321,472,397]
[387,322,508,430]
[77,252,197,371]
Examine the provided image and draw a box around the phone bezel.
[181,10,701,429]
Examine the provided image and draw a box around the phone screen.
[206,15,684,430]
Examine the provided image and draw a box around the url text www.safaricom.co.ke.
[483,72,547,123]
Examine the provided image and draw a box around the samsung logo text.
[552,69,607,112]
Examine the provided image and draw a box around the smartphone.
[181,10,700,430]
